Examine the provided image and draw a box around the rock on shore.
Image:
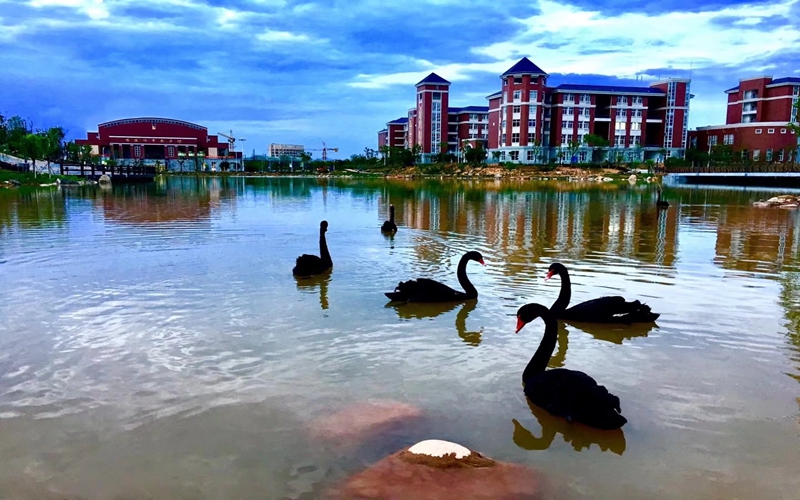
[753,195,800,209]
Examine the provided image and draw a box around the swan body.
[547,262,659,323]
[516,303,627,430]
[381,204,397,233]
[385,251,484,303]
[656,188,669,209]
[292,220,332,277]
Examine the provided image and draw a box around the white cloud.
[256,29,310,43]
[29,0,110,19]
[350,0,800,88]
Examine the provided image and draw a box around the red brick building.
[379,57,692,164]
[377,117,409,149]
[689,76,800,163]
[76,117,243,171]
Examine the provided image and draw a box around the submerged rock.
[628,174,637,183]
[324,439,544,500]
[98,174,111,184]
[308,400,423,446]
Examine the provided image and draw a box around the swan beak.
[544,270,554,281]
[479,259,485,266]
[515,317,525,333]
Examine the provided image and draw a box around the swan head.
[320,220,328,232]
[465,250,485,266]
[545,262,566,281]
[515,303,550,333]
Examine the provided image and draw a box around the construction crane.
[218,130,246,156]
[305,141,339,161]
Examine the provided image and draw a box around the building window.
[579,108,590,117]
[767,128,775,134]
[723,134,734,145]
[512,133,520,144]
[529,90,538,102]
[708,135,718,146]
[630,122,641,131]
[432,92,441,100]
[632,96,643,105]
[743,89,758,99]
[514,77,522,84]
[513,90,521,101]
[766,149,773,161]
[168,146,175,157]
[562,120,573,130]
[528,133,536,143]
[512,106,521,115]
[510,151,519,160]
[578,121,589,130]
[781,128,787,134]
[580,94,591,104]
[501,120,506,129]
[503,79,507,86]
[512,119,521,128]
[562,93,574,103]
[501,133,506,143]
[561,134,570,146]
[528,119,536,128]
[755,128,762,134]
[616,109,627,118]
[527,150,535,161]
[133,145,141,157]
[617,96,628,105]
[779,150,785,162]
[615,135,625,147]
[615,121,626,131]
[563,107,574,116]
[633,109,643,117]
[631,136,641,146]
[753,149,760,161]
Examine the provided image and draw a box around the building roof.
[550,83,665,95]
[387,117,409,125]
[378,128,388,133]
[485,90,502,99]
[767,77,800,87]
[502,57,547,77]
[448,106,489,113]
[416,72,450,86]
[98,117,207,131]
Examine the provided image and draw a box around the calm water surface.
[1,176,799,499]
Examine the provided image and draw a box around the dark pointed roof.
[416,72,450,86]
[502,57,547,77]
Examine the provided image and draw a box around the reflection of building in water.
[381,181,678,270]
[714,206,800,273]
[92,177,241,225]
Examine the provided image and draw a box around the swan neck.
[457,255,478,299]
[551,267,571,314]
[523,308,558,381]
[389,206,395,223]
[319,229,331,266]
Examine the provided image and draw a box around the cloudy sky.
[1,0,799,158]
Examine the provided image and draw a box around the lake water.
[1,176,799,499]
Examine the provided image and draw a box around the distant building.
[688,76,800,163]
[378,57,692,164]
[75,117,243,171]
[269,143,305,158]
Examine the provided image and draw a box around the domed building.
[75,117,243,172]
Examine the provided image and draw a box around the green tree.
[583,133,609,163]
[529,139,543,164]
[491,150,502,163]
[464,144,488,166]
[566,140,581,164]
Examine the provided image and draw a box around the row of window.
[561,94,645,105]
[754,127,790,135]
[751,149,789,161]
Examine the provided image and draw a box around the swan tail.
[579,385,627,430]
[621,300,660,323]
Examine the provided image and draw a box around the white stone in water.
[408,439,471,458]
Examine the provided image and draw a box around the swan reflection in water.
[295,272,331,310]
[562,319,658,344]
[387,300,484,346]
[512,400,626,455]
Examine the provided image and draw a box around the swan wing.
[563,296,658,322]
[386,278,462,302]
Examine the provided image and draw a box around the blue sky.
[1,0,799,158]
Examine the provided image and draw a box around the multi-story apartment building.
[378,117,409,149]
[689,76,800,163]
[269,143,305,158]
[378,57,692,164]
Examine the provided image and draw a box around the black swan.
[385,251,484,302]
[292,220,332,277]
[381,204,397,233]
[515,303,627,430]
[546,262,659,323]
[656,187,669,209]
